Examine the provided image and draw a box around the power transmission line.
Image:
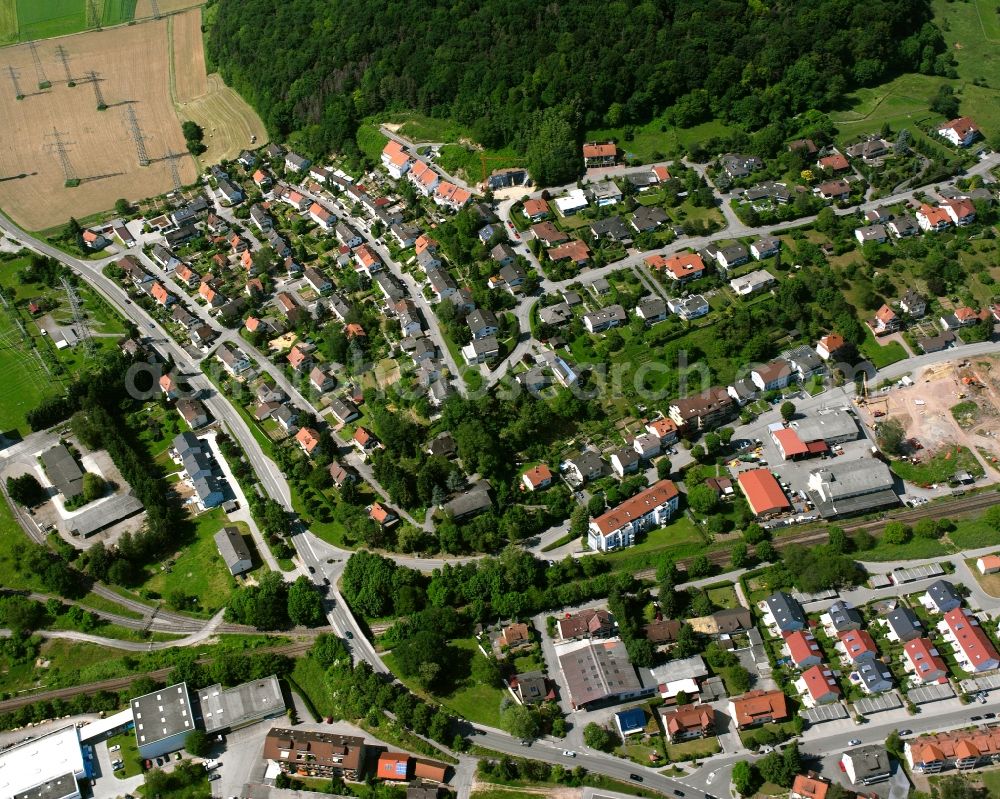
[85,70,106,110]
[27,41,50,89]
[45,128,78,186]
[123,105,150,166]
[54,45,75,86]
[7,66,24,100]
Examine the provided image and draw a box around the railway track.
[634,489,1000,580]
[0,641,313,715]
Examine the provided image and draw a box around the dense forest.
[208,0,947,178]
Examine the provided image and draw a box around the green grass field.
[0,0,17,43]
[436,143,524,185]
[586,116,736,163]
[2,0,135,43]
[859,329,908,369]
[141,507,253,615]
[890,444,985,486]
[16,0,85,40]
[0,275,126,433]
[383,638,508,729]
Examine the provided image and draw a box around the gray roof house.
[590,216,630,241]
[883,606,923,642]
[842,744,891,785]
[764,591,806,632]
[922,579,962,613]
[443,481,492,520]
[39,444,84,500]
[631,205,669,232]
[566,451,605,484]
[826,601,863,633]
[214,527,253,576]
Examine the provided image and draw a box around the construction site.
[858,356,1000,485]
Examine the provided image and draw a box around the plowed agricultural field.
[0,8,264,229]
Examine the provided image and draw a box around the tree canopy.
[208,0,944,176]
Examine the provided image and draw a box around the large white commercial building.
[0,725,86,799]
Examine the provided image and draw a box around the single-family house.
[937,116,981,147]
[548,239,591,267]
[916,204,952,232]
[869,304,900,335]
[855,225,888,245]
[750,237,780,260]
[522,464,553,492]
[795,665,841,706]
[583,304,627,333]
[635,296,668,324]
[523,198,550,221]
[582,141,617,168]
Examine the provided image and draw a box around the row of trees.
[225,573,326,629]
[341,547,622,623]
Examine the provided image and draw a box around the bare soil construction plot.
[0,20,197,229]
[861,355,1000,479]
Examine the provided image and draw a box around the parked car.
[109,744,121,752]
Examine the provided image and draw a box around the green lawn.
[436,143,525,185]
[107,730,143,778]
[0,0,17,52]
[290,655,337,719]
[602,515,708,572]
[0,257,127,435]
[890,445,985,486]
[374,111,473,144]
[586,116,736,163]
[383,638,508,729]
[665,737,720,761]
[15,0,84,41]
[0,496,49,593]
[141,507,254,615]
[859,329,908,369]
[857,535,954,563]
[705,584,740,610]
[949,517,1000,549]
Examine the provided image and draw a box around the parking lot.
[727,401,879,519]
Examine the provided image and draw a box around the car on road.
[308,566,315,573]
[561,750,575,757]
[323,577,330,585]
[673,791,684,797]
[148,323,154,329]
[629,774,643,783]
[986,713,996,719]
[972,715,983,721]
[899,729,912,736]
[520,740,531,746]
[849,738,862,746]
[345,630,354,639]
